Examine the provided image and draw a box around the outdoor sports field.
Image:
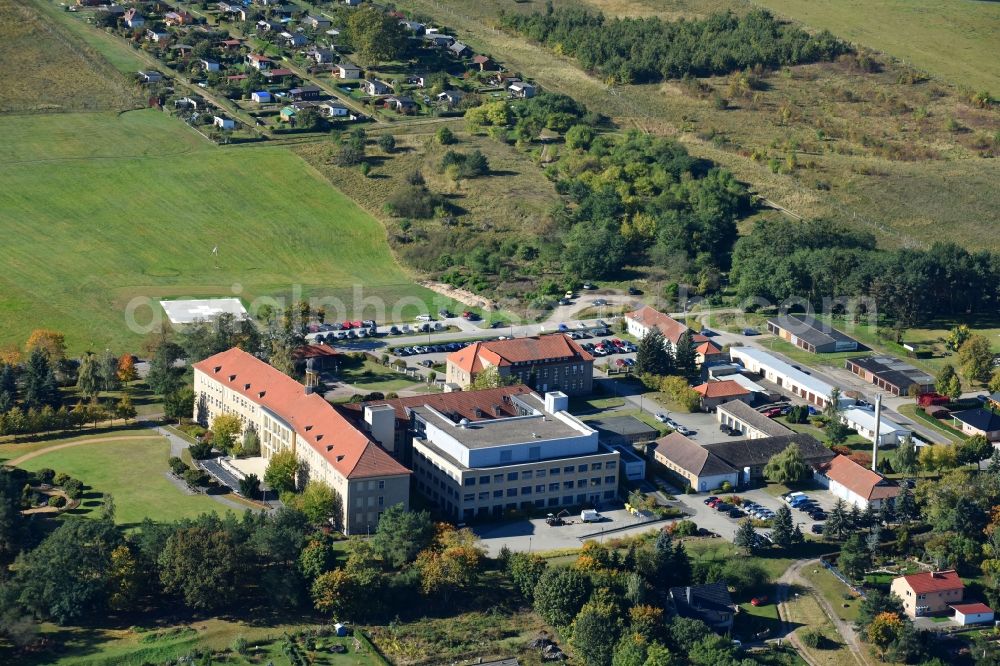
[0,110,454,353]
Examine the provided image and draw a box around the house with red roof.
[890,570,964,617]
[950,602,994,625]
[692,380,751,411]
[815,455,899,510]
[193,348,410,534]
[445,334,594,395]
[625,306,722,364]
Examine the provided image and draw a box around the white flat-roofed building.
[840,407,911,446]
[729,347,838,408]
[410,391,621,521]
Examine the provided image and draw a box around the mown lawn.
[801,564,861,624]
[15,437,228,526]
[0,110,464,354]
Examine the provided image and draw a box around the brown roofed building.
[692,380,752,411]
[651,432,739,492]
[702,434,834,484]
[815,455,899,509]
[445,334,594,395]
[891,570,964,618]
[625,306,719,363]
[192,348,410,534]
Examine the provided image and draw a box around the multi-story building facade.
[193,348,410,535]
[445,334,594,395]
[408,391,621,521]
[625,306,723,364]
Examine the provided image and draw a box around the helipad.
[160,298,248,324]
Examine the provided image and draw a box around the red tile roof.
[340,385,535,423]
[692,380,750,399]
[266,68,293,77]
[447,334,593,374]
[951,603,993,614]
[817,455,899,502]
[293,344,338,360]
[899,570,963,595]
[696,341,723,356]
[193,348,408,480]
[626,306,710,346]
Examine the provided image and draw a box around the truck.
[580,509,602,523]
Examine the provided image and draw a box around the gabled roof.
[193,348,408,480]
[625,306,709,346]
[692,380,750,399]
[952,408,1000,432]
[651,432,737,478]
[897,570,963,594]
[717,400,792,437]
[447,334,593,374]
[817,455,899,501]
[669,582,735,624]
[292,344,338,360]
[951,603,993,614]
[703,434,834,469]
[472,54,491,64]
[768,314,858,349]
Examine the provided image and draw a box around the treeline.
[500,6,846,83]
[730,219,1000,326]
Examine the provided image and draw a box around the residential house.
[219,38,243,50]
[123,7,144,28]
[281,31,307,48]
[445,334,594,396]
[319,101,349,117]
[425,34,454,48]
[263,68,293,81]
[405,391,621,521]
[289,85,321,101]
[508,82,536,98]
[669,583,737,633]
[146,29,169,44]
[164,10,194,26]
[651,433,739,493]
[692,380,752,412]
[448,41,471,58]
[815,455,899,510]
[951,408,1000,442]
[951,603,995,625]
[310,48,336,65]
[213,115,236,130]
[399,20,425,34]
[845,356,935,397]
[730,347,839,409]
[767,314,859,353]
[336,63,362,79]
[890,571,964,618]
[840,407,912,446]
[200,59,221,72]
[472,54,494,71]
[246,54,272,70]
[251,91,272,103]
[257,19,278,33]
[384,95,416,113]
[304,15,331,30]
[716,400,793,439]
[137,70,163,84]
[173,96,204,110]
[363,79,391,95]
[437,90,464,106]
[702,434,835,485]
[194,348,410,534]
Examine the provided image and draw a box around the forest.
[730,219,1000,325]
[499,6,847,83]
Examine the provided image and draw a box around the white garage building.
[840,407,911,446]
[951,603,994,626]
[729,347,838,409]
[815,455,899,510]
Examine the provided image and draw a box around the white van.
[580,509,601,523]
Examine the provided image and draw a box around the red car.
[763,408,782,418]
[751,596,769,607]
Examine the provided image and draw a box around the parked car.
[728,508,742,519]
[558,298,571,306]
[700,328,717,337]
[763,407,782,418]
[811,523,825,534]
[656,413,670,423]
[593,298,608,306]
[583,282,595,290]
[462,311,480,321]
[750,596,769,607]
[627,286,642,295]
[675,425,694,436]
[703,496,719,505]
[415,314,433,322]
[742,328,760,336]
[809,512,827,521]
[438,309,452,318]
[714,502,733,512]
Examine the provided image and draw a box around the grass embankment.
[0,110,465,353]
[0,0,143,113]
[14,437,228,526]
[396,0,1000,252]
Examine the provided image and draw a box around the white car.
[675,425,694,436]
[655,413,669,423]
[415,314,433,322]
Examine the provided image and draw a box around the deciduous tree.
[347,6,408,66]
[264,449,299,494]
[211,413,243,454]
[533,567,590,626]
[158,526,246,611]
[764,444,808,483]
[959,334,994,383]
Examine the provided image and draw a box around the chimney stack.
[871,394,882,472]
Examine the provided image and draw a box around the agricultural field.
[0,110,465,354]
[0,0,142,113]
[13,436,232,527]
[394,0,1000,253]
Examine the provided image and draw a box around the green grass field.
[0,110,465,353]
[15,437,228,526]
[750,0,1000,93]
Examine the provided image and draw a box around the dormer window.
[229,374,237,381]
[213,366,222,373]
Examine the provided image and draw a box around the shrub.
[436,126,456,145]
[48,495,67,508]
[377,134,396,153]
[182,468,208,487]
[440,150,489,179]
[36,468,56,484]
[188,440,213,459]
[386,185,443,218]
[62,478,83,499]
[669,520,698,536]
[168,456,189,476]
[54,472,70,486]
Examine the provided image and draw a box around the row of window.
[423,487,618,519]
[462,461,616,486]
[461,477,616,503]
